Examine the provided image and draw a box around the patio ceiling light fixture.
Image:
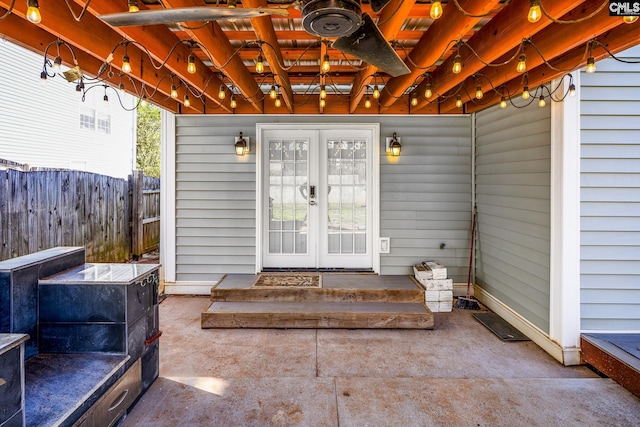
[386,132,401,157]
[26,0,42,24]
[235,132,249,156]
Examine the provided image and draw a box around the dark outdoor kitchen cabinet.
[38,263,161,392]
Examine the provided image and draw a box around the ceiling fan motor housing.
[302,0,362,38]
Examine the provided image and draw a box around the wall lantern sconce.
[385,132,401,157]
[235,132,250,156]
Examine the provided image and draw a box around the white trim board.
[474,286,581,366]
[160,110,176,284]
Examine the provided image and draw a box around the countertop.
[39,263,159,285]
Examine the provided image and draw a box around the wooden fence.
[0,167,160,263]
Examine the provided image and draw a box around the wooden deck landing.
[201,274,433,329]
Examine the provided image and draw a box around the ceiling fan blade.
[370,0,393,13]
[99,7,289,27]
[332,14,410,77]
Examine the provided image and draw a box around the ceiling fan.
[98,0,411,77]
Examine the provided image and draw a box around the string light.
[538,94,546,107]
[475,85,483,99]
[183,94,190,108]
[569,83,576,97]
[40,71,47,81]
[623,16,639,24]
[255,53,264,74]
[500,96,507,109]
[187,53,197,74]
[119,82,126,95]
[364,96,372,109]
[140,96,148,107]
[517,54,527,73]
[128,0,140,13]
[321,54,331,73]
[586,56,596,73]
[170,85,178,99]
[269,85,277,99]
[452,55,462,74]
[455,96,463,108]
[528,0,542,23]
[424,84,433,99]
[53,56,62,71]
[122,54,132,74]
[275,96,281,108]
[218,84,226,100]
[373,85,380,99]
[26,0,42,24]
[319,85,327,100]
[319,98,326,108]
[411,93,419,107]
[430,1,443,20]
[230,95,237,109]
[522,85,530,100]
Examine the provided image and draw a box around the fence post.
[130,170,144,260]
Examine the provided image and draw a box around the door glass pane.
[326,138,367,255]
[268,138,309,254]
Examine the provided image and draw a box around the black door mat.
[472,312,530,341]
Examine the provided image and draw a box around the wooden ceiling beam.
[348,0,416,113]
[466,22,640,114]
[76,0,231,112]
[245,0,294,112]
[378,0,502,110]
[408,0,586,112]
[221,30,426,42]
[0,11,180,113]
[439,4,623,113]
[0,0,206,112]
[159,0,263,112]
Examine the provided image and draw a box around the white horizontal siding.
[174,115,472,282]
[0,40,136,178]
[475,103,551,333]
[580,45,640,331]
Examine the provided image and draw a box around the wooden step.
[211,287,424,303]
[201,301,434,329]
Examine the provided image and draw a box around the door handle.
[309,185,316,205]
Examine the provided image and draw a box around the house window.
[97,113,111,134]
[80,108,95,130]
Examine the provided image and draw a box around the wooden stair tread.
[205,301,429,314]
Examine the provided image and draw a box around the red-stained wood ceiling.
[1,0,638,115]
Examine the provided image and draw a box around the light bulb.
[255,54,264,74]
[364,97,371,109]
[452,55,462,74]
[319,85,327,100]
[475,85,483,99]
[53,56,62,71]
[218,85,226,100]
[122,55,132,74]
[119,83,126,95]
[569,83,576,97]
[424,85,433,99]
[538,95,546,107]
[170,85,178,99]
[184,94,190,108]
[230,96,237,109]
[455,96,462,108]
[500,96,507,109]
[40,71,47,81]
[623,16,639,24]
[319,98,326,108]
[528,0,542,23]
[585,57,596,73]
[275,96,281,108]
[269,85,277,99]
[128,0,139,13]
[517,54,527,73]
[522,86,530,100]
[75,80,84,92]
[411,94,418,107]
[187,54,196,74]
[321,54,331,73]
[26,0,41,24]
[103,94,109,103]
[430,1,443,20]
[373,85,380,99]
[140,97,148,107]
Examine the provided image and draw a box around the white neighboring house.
[0,39,137,179]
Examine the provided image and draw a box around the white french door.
[259,125,377,270]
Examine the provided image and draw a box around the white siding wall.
[0,40,136,178]
[173,115,472,283]
[475,104,552,333]
[580,45,640,331]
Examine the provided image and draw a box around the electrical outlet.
[379,237,390,253]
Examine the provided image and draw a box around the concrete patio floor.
[122,295,640,426]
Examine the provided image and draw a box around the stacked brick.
[413,261,453,312]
